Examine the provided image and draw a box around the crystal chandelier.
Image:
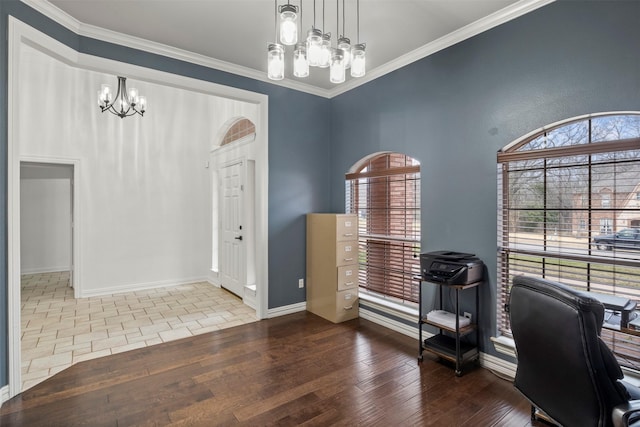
[97,76,147,118]
[267,0,366,84]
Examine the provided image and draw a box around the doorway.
[8,18,269,399]
[20,162,75,288]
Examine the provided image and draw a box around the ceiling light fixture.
[329,0,345,83]
[351,0,365,78]
[337,0,351,69]
[293,0,309,77]
[267,0,366,84]
[279,2,298,45]
[97,76,147,118]
[268,0,285,80]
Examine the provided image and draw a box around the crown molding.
[22,0,554,99]
[327,0,555,98]
[20,0,331,98]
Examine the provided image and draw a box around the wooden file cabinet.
[306,213,359,323]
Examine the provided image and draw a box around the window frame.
[497,114,640,369]
[346,153,421,306]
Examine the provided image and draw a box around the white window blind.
[497,114,640,369]
[346,153,421,304]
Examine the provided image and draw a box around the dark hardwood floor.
[0,312,535,426]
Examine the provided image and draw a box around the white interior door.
[220,161,245,297]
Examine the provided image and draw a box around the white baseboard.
[267,302,306,318]
[480,352,516,381]
[78,276,211,298]
[360,306,517,381]
[243,285,257,310]
[359,307,420,339]
[1,385,8,407]
[21,266,69,275]
[208,269,220,286]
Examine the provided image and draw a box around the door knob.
[235,236,243,241]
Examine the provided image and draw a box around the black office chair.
[508,275,640,427]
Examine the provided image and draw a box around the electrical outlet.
[464,312,472,321]
[298,278,304,288]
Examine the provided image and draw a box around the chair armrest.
[613,400,640,427]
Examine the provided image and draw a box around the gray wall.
[329,0,640,356]
[0,0,330,387]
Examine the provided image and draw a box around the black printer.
[420,250,484,285]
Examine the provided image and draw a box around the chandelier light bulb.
[330,48,345,84]
[306,28,323,67]
[279,4,298,46]
[98,84,112,105]
[351,43,366,78]
[337,36,351,69]
[293,42,309,78]
[128,87,139,104]
[318,32,331,68]
[267,43,285,80]
[138,96,147,113]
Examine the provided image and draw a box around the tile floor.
[20,271,257,391]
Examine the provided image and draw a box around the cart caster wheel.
[455,370,462,377]
[418,355,423,363]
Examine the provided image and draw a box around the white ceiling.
[41,0,550,96]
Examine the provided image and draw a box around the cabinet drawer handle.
[345,281,354,286]
[344,305,353,310]
[344,258,354,262]
[343,233,354,237]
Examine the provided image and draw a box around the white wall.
[20,165,72,274]
[18,44,258,296]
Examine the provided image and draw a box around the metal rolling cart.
[417,251,484,376]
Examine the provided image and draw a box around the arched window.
[220,118,255,146]
[346,152,421,305]
[497,113,640,368]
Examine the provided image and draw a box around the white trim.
[78,277,212,298]
[358,292,419,324]
[24,0,554,99]
[267,302,307,318]
[491,335,517,359]
[20,155,81,298]
[359,307,419,339]
[20,0,328,98]
[0,385,8,407]
[20,266,69,275]
[361,306,518,380]
[324,0,556,98]
[480,352,517,381]
[7,16,22,400]
[500,110,640,152]
[7,16,270,400]
[214,133,256,154]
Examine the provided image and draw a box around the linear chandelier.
[97,76,147,118]
[267,0,366,84]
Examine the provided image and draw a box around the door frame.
[212,135,258,307]
[7,17,269,398]
[19,157,80,294]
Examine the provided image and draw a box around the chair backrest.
[509,275,630,427]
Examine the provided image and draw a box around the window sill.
[491,335,516,358]
[358,291,419,323]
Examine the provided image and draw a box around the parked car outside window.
[592,228,640,251]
